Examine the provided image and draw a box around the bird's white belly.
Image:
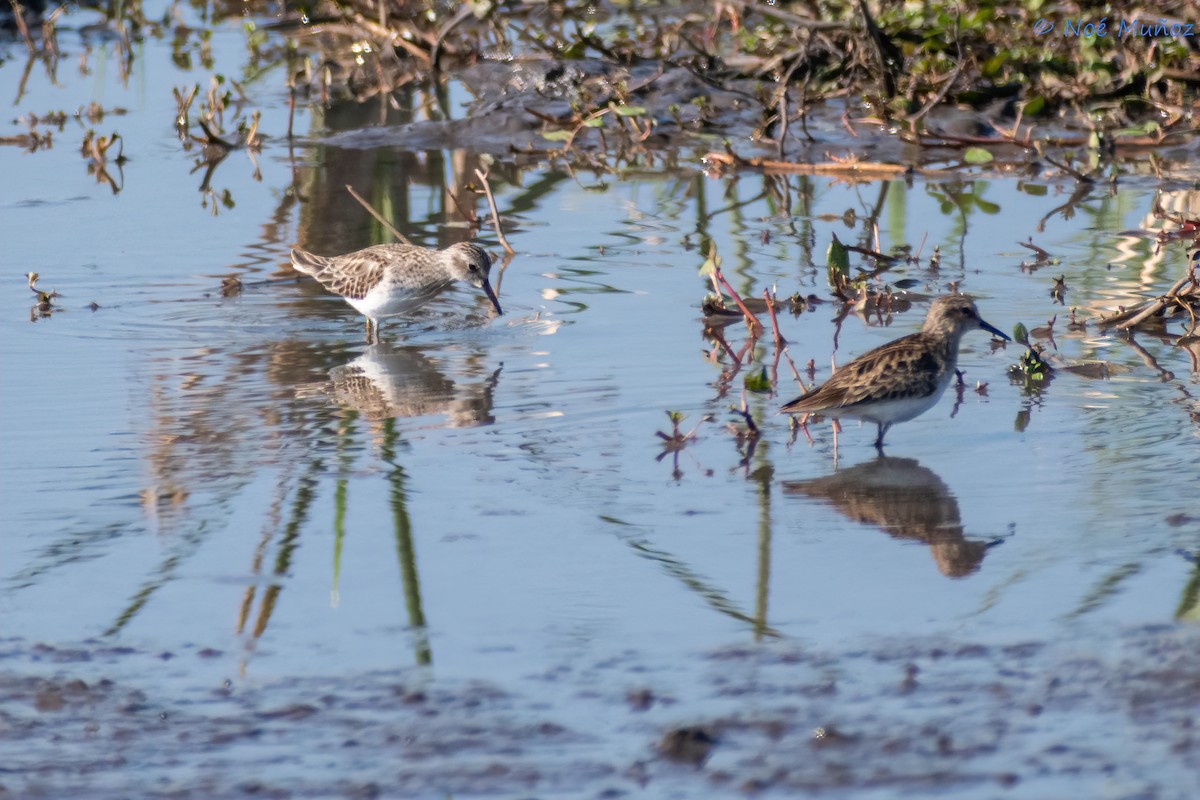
[350,281,449,319]
[830,371,954,425]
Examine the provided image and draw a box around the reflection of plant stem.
[750,457,774,642]
[331,411,358,607]
[1176,556,1200,622]
[253,461,322,638]
[600,516,781,638]
[380,419,431,665]
[1066,562,1141,620]
[103,550,185,637]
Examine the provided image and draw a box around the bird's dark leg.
[874,422,891,452]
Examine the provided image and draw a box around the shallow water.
[2,7,1199,798]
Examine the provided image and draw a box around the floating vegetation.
[743,366,771,394]
[655,411,705,454]
[1014,344,1052,384]
[220,276,243,297]
[25,272,60,321]
[1050,275,1068,305]
[826,234,852,294]
[80,129,126,194]
[172,75,264,213]
[8,0,1195,183]
[655,410,712,480]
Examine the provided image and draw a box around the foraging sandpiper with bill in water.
[289,242,503,342]
[781,294,1009,450]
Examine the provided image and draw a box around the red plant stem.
[762,289,787,346]
[713,268,764,337]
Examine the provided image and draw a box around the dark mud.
[3,625,1198,798]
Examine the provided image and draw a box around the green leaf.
[613,105,647,117]
[698,254,722,277]
[582,116,605,128]
[981,54,1006,78]
[541,130,573,141]
[1012,322,1029,344]
[560,40,586,59]
[744,367,772,393]
[964,147,994,165]
[826,236,849,283]
[1020,96,1045,117]
[1113,121,1160,138]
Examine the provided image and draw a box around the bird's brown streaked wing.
[290,247,333,277]
[781,334,945,411]
[318,251,388,301]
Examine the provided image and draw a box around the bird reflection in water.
[297,342,501,426]
[782,456,997,578]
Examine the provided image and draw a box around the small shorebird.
[289,242,502,342]
[781,294,1009,450]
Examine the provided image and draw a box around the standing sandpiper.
[781,294,1009,450]
[290,242,503,342]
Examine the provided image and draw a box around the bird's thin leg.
[874,422,890,452]
[798,413,814,446]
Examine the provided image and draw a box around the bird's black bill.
[481,278,503,316]
[979,319,1010,341]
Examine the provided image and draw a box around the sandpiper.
[781,294,1009,450]
[289,242,502,341]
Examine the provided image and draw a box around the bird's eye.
[468,263,479,272]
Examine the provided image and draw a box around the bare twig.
[344,184,411,244]
[1107,255,1199,329]
[7,0,37,54]
[474,168,514,255]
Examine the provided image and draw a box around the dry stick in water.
[1115,269,1198,329]
[7,0,37,54]
[712,268,764,338]
[474,168,515,255]
[345,184,411,245]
